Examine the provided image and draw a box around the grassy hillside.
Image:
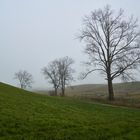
[0,82,140,139]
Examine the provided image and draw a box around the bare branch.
[78,5,140,100]
[80,68,106,79]
[14,70,33,89]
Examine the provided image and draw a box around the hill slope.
[66,82,140,98]
[0,82,140,140]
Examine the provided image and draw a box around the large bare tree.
[79,6,140,100]
[42,60,60,96]
[14,70,33,89]
[57,56,75,96]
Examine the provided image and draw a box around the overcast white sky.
[0,0,140,89]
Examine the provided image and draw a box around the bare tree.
[14,70,33,89]
[79,5,140,100]
[42,57,75,96]
[57,56,75,96]
[42,60,60,96]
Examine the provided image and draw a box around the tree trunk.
[21,84,24,89]
[107,78,114,101]
[61,87,65,96]
[54,88,57,96]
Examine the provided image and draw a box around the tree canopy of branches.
[42,56,75,96]
[14,70,33,89]
[42,60,60,96]
[79,5,140,100]
[57,56,75,96]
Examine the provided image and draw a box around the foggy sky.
[0,0,140,89]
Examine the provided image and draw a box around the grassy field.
[65,82,140,107]
[37,82,140,107]
[0,82,140,139]
[66,82,140,97]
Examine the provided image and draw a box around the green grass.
[0,82,140,140]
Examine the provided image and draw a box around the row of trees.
[15,6,140,100]
[14,56,74,96]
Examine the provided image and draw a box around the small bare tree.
[57,56,75,96]
[42,57,75,96]
[42,60,60,96]
[79,5,140,100]
[14,70,33,89]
